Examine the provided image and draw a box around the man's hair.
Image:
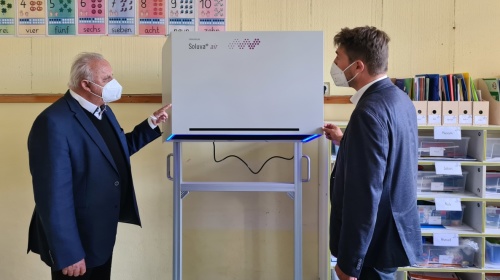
[68,52,105,90]
[333,26,390,75]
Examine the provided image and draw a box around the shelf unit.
[324,121,500,280]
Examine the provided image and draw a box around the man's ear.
[80,80,91,92]
[355,60,365,72]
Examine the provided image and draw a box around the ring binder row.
[392,76,500,126]
[413,100,489,126]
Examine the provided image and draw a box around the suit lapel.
[63,92,119,173]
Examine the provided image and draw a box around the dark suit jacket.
[27,91,161,271]
[330,78,422,277]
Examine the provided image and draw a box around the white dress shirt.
[349,75,388,105]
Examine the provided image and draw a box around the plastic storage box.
[486,172,500,194]
[486,240,500,264]
[486,138,500,162]
[418,243,476,267]
[417,171,468,193]
[486,207,500,229]
[486,274,500,280]
[418,204,465,226]
[418,136,470,159]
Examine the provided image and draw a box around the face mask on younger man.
[330,61,359,87]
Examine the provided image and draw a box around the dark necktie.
[93,105,106,118]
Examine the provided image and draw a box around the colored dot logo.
[228,38,261,50]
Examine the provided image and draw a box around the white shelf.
[484,263,500,269]
[416,125,500,131]
[484,228,500,235]
[417,191,482,201]
[420,224,481,236]
[398,266,484,272]
[325,122,500,279]
[484,194,500,201]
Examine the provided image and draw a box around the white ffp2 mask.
[89,79,123,103]
[330,61,358,87]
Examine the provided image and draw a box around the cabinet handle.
[167,153,174,181]
[302,155,311,182]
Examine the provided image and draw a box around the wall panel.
[455,0,500,79]
[383,0,455,77]
[0,38,32,93]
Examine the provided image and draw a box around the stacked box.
[418,204,465,226]
[486,240,500,264]
[486,207,500,229]
[486,172,500,194]
[417,171,468,193]
[486,138,500,162]
[418,243,476,267]
[418,136,470,159]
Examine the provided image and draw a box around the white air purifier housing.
[162,31,324,142]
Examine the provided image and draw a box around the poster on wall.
[167,0,194,34]
[0,0,15,35]
[78,0,105,35]
[138,0,165,35]
[197,0,225,32]
[47,0,76,35]
[17,0,46,35]
[108,0,135,35]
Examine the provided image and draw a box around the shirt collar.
[350,75,387,105]
[69,89,105,120]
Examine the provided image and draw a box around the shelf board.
[0,94,354,104]
[484,263,500,270]
[420,223,481,236]
[0,93,162,103]
[324,122,500,131]
[398,266,484,272]
[417,125,500,131]
[484,194,500,201]
[484,228,500,235]
[418,160,484,166]
[324,95,352,104]
[417,191,481,201]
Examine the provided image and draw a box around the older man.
[27,52,170,280]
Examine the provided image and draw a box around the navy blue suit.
[27,92,161,271]
[330,78,422,277]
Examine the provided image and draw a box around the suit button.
[114,181,119,186]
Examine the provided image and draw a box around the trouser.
[51,256,112,280]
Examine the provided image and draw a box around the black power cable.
[212,142,293,174]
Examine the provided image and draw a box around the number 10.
[199,0,211,9]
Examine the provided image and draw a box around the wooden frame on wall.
[0,94,351,104]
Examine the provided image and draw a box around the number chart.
[0,0,15,35]
[108,0,135,35]
[48,0,76,35]
[78,0,105,34]
[17,0,46,35]
[138,0,165,35]
[167,0,194,34]
[197,0,225,32]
